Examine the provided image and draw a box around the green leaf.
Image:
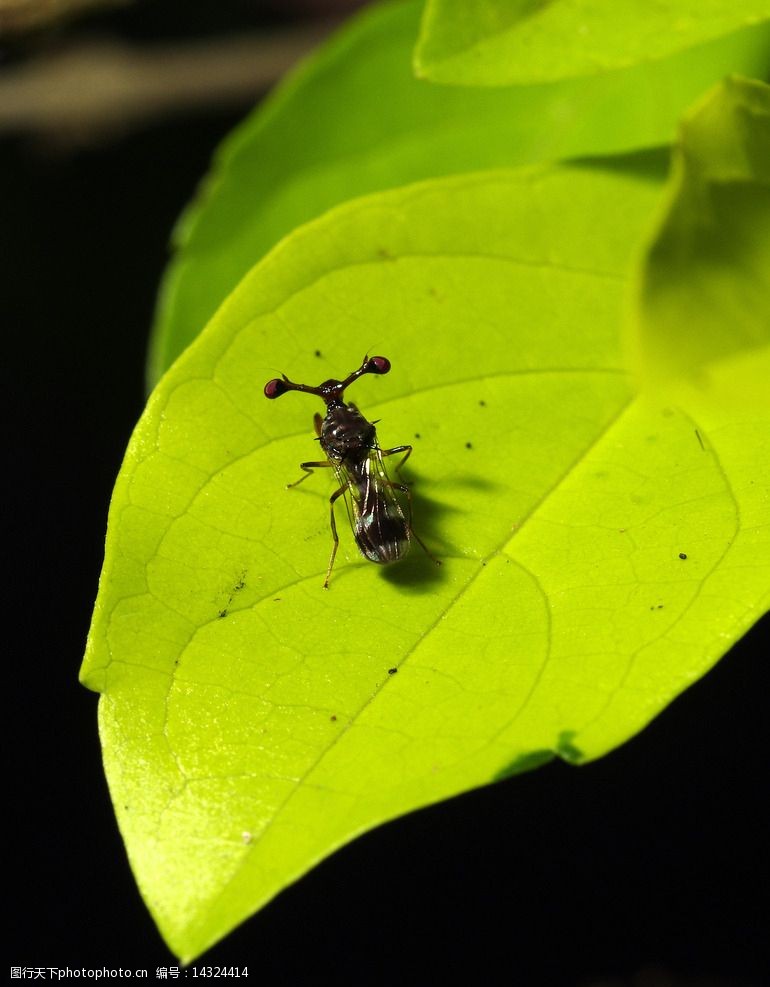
[147,0,770,385]
[631,76,770,402]
[82,162,769,959]
[415,0,770,85]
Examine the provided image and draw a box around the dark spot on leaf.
[314,349,322,358]
[414,432,421,439]
[218,609,228,619]
[388,667,398,675]
[330,715,337,722]
[465,441,473,449]
[679,552,688,560]
[479,400,486,407]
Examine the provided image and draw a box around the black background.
[4,4,768,984]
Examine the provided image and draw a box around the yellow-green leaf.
[82,162,769,959]
[416,0,770,85]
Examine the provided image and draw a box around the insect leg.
[380,444,412,476]
[324,485,346,589]
[287,416,331,487]
[287,460,333,489]
[382,445,440,564]
[387,480,441,567]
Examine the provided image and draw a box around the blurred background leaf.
[630,76,770,404]
[147,0,770,386]
[415,0,770,85]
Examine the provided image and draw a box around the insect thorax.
[320,403,376,461]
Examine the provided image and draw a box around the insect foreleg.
[286,460,333,489]
[286,413,327,487]
[324,485,346,589]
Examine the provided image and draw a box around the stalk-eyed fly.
[264,355,439,587]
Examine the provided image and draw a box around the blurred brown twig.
[0,0,129,35]
[0,20,340,141]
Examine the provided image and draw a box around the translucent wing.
[333,446,410,565]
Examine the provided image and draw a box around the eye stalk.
[264,355,392,405]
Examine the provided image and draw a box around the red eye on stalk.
[367,356,391,375]
[264,378,288,399]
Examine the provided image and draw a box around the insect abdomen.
[355,512,410,564]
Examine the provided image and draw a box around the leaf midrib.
[172,388,637,934]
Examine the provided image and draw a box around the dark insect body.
[264,355,439,587]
